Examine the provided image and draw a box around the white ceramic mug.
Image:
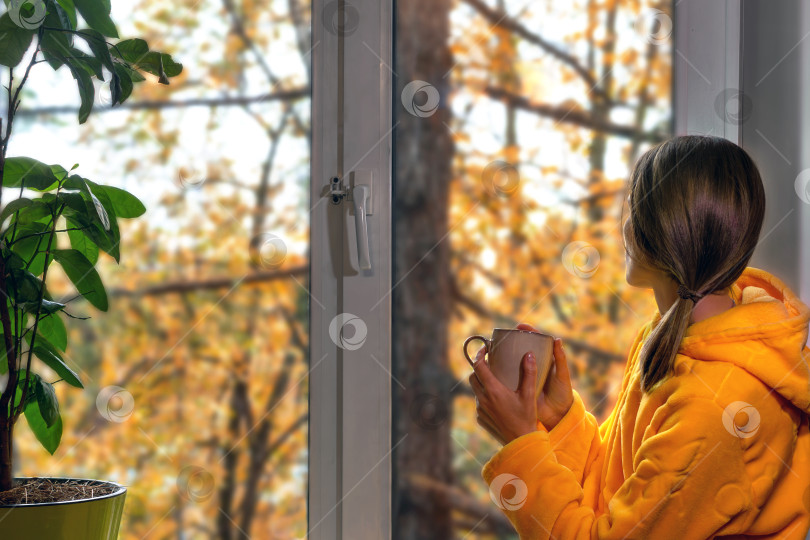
[463,328,554,397]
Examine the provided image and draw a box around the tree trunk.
[392,0,456,539]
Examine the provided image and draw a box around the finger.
[476,406,502,441]
[472,346,500,390]
[468,369,487,398]
[517,352,537,400]
[541,358,558,393]
[553,338,572,383]
[516,322,539,332]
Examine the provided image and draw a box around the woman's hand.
[468,346,539,446]
[517,323,574,431]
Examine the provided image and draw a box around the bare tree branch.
[461,0,620,106]
[108,265,308,298]
[15,89,308,117]
[482,85,668,143]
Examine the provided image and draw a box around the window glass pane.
[392,1,672,537]
[7,1,311,537]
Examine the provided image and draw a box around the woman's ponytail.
[638,296,695,392]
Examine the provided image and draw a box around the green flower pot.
[0,478,126,540]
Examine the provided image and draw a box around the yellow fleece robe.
[481,267,810,539]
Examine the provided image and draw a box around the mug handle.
[463,335,491,368]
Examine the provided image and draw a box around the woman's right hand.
[517,323,574,431]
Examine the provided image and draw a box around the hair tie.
[677,283,704,303]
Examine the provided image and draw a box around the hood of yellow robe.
[676,266,810,414]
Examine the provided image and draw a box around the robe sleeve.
[482,396,750,539]
[544,387,616,485]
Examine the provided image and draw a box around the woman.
[468,135,810,539]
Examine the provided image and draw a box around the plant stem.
[0,43,41,493]
[14,203,63,420]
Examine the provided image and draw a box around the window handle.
[352,184,371,270]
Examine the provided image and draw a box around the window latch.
[328,171,373,270]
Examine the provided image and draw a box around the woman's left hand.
[468,346,539,446]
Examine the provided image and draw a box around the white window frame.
[309,0,394,538]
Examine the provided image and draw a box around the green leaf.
[111,64,133,103]
[0,13,35,68]
[56,0,78,29]
[68,47,104,79]
[53,249,108,311]
[8,221,51,276]
[77,28,113,72]
[14,199,53,226]
[57,191,89,214]
[63,176,107,228]
[49,0,73,31]
[34,376,59,427]
[110,38,182,80]
[109,38,148,63]
[0,332,9,376]
[119,60,145,82]
[68,227,98,265]
[37,312,68,352]
[24,399,62,454]
[2,157,60,190]
[28,335,83,388]
[6,262,47,303]
[97,185,145,218]
[61,176,119,260]
[84,179,117,246]
[65,62,95,123]
[50,164,69,181]
[65,214,117,261]
[73,0,117,38]
[39,2,74,70]
[0,198,33,225]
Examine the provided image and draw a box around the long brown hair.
[622,135,766,392]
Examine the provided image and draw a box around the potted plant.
[0,0,181,535]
